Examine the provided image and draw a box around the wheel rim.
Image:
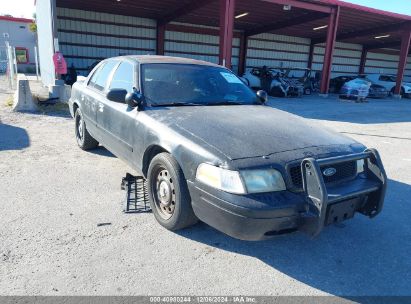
[152,168,176,220]
[76,114,84,141]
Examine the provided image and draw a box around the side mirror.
[106,89,127,103]
[125,91,144,110]
[256,90,268,104]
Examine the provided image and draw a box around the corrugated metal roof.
[56,0,410,51]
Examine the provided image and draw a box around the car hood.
[145,105,358,160]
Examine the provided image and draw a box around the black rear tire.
[391,87,405,97]
[74,108,99,150]
[147,152,198,231]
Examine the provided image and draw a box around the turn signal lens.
[241,169,286,193]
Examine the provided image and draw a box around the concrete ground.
[1,86,411,297]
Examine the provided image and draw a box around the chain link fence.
[0,43,17,92]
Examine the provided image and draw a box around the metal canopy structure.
[56,0,411,95]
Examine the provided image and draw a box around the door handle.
[98,103,104,112]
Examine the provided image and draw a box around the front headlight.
[241,169,286,193]
[196,164,286,194]
[196,163,246,194]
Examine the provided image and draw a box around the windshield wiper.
[151,102,205,107]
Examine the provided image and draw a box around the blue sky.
[341,0,411,15]
[0,0,410,18]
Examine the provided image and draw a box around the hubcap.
[153,168,176,220]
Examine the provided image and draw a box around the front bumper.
[188,149,387,241]
[368,91,389,98]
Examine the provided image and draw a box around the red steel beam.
[156,22,165,55]
[259,0,332,13]
[394,28,411,95]
[359,48,367,74]
[320,6,340,94]
[158,0,217,26]
[219,0,235,68]
[245,12,328,37]
[238,33,248,75]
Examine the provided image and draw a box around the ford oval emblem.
[323,167,337,177]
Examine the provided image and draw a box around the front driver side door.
[96,60,139,166]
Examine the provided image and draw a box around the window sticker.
[220,72,243,84]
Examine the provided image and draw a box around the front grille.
[289,161,357,189]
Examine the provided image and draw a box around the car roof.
[112,55,222,67]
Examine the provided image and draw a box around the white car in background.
[241,67,304,97]
[339,78,371,102]
[365,74,411,98]
[241,67,283,90]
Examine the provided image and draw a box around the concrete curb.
[12,74,37,112]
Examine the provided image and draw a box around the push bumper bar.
[300,149,387,237]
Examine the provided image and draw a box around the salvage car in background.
[329,76,356,93]
[368,83,389,99]
[242,67,304,97]
[69,55,387,241]
[283,67,317,95]
[366,74,411,97]
[339,78,371,101]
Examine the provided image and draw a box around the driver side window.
[89,60,118,91]
[109,62,135,94]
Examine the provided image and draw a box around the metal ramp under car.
[121,173,151,213]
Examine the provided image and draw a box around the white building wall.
[313,42,363,77]
[246,33,310,76]
[36,0,55,86]
[364,51,411,82]
[0,19,36,72]
[56,7,156,76]
[42,3,411,85]
[164,22,240,74]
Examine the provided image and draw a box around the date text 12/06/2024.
[149,296,257,303]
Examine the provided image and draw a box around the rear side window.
[89,60,118,91]
[109,62,135,93]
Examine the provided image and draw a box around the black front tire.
[147,152,198,231]
[74,108,99,150]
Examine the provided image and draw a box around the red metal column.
[238,33,247,75]
[307,43,315,69]
[219,0,235,68]
[394,28,411,96]
[320,6,340,95]
[156,23,165,55]
[359,48,367,74]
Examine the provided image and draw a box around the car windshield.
[141,63,259,106]
[380,75,397,82]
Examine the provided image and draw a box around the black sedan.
[69,55,387,240]
[369,84,389,99]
